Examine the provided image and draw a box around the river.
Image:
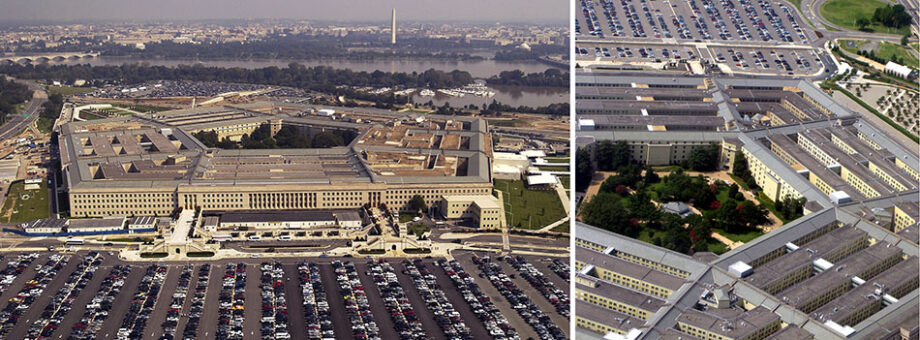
[50,57,568,107]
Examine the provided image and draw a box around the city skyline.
[0,0,567,24]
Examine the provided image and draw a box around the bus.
[64,238,84,246]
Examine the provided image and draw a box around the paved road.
[0,81,46,143]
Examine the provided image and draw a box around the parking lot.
[575,41,827,76]
[576,0,815,44]
[0,251,569,340]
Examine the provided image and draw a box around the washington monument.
[390,8,396,44]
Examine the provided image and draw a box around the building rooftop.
[764,325,815,340]
[810,256,918,325]
[677,306,779,340]
[745,226,867,288]
[576,275,666,313]
[577,246,687,292]
[777,241,902,309]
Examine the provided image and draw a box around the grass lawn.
[108,103,172,113]
[820,0,911,35]
[911,43,920,53]
[756,192,792,223]
[713,227,764,243]
[1,181,51,223]
[544,157,569,163]
[877,42,919,66]
[550,222,569,233]
[398,212,419,223]
[636,229,728,254]
[494,179,566,230]
[707,242,729,255]
[728,173,752,191]
[47,85,93,97]
[486,119,521,127]
[82,112,107,120]
[838,39,866,55]
[558,175,570,189]
[536,166,569,172]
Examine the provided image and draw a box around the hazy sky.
[1,0,567,24]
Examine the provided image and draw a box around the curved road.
[0,78,46,142]
[799,0,912,44]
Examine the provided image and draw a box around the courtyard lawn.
[544,157,569,163]
[713,227,765,243]
[1,181,51,223]
[707,242,729,255]
[398,212,419,223]
[637,229,728,255]
[112,103,172,113]
[820,0,911,35]
[494,179,566,230]
[756,192,794,223]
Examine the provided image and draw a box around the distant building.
[390,8,397,45]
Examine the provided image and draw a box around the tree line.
[0,63,476,91]
[485,69,568,88]
[18,35,490,61]
[0,78,32,123]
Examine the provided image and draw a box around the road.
[0,79,46,143]
[798,0,909,44]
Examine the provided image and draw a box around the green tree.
[595,140,631,171]
[685,144,721,171]
[408,195,428,214]
[312,132,345,148]
[855,17,871,30]
[575,147,595,192]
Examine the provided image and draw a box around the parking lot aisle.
[143,264,183,340]
[496,260,570,337]
[393,261,448,340]
[50,262,115,339]
[4,255,82,339]
[281,263,307,340]
[454,253,539,340]
[171,265,197,337]
[97,265,145,339]
[0,254,48,304]
[318,262,353,339]
[528,258,569,299]
[353,261,399,340]
[243,264,262,339]
[426,260,492,340]
[196,262,224,339]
